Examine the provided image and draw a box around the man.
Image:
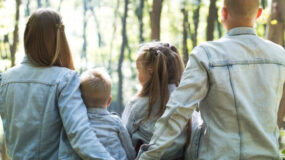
[138,0,285,159]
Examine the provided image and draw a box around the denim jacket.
[139,27,285,160]
[122,84,187,160]
[87,108,136,160]
[0,57,114,160]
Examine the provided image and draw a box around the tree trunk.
[45,0,50,7]
[57,0,64,11]
[136,0,144,43]
[266,0,285,46]
[89,6,103,48]
[191,0,201,48]
[181,7,189,65]
[37,0,41,8]
[117,0,129,115]
[81,0,88,72]
[108,0,120,73]
[10,0,20,67]
[150,0,163,40]
[266,0,285,128]
[216,16,222,38]
[25,0,30,17]
[206,0,217,41]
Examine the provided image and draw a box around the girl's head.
[136,42,184,118]
[24,9,74,70]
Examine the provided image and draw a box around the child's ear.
[106,96,112,107]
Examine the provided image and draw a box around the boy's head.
[222,0,262,30]
[80,68,112,108]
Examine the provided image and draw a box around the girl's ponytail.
[148,50,169,118]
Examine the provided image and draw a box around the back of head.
[224,0,259,21]
[24,8,74,69]
[136,42,184,118]
[80,68,112,108]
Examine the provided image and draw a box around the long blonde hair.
[24,9,74,70]
[136,42,184,119]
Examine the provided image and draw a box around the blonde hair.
[24,8,74,69]
[136,42,184,119]
[80,68,112,108]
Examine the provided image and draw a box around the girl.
[122,42,187,159]
[0,9,113,160]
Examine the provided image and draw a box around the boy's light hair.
[80,68,112,108]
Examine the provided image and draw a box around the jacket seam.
[210,60,285,67]
[227,65,241,160]
[1,81,56,87]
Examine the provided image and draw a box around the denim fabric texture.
[0,57,114,160]
[139,27,285,160]
[122,84,187,160]
[87,108,136,160]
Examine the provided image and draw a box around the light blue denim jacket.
[139,27,285,160]
[0,57,114,160]
[122,84,188,160]
[87,108,136,160]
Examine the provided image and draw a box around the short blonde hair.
[80,68,112,107]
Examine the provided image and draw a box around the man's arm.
[139,46,210,160]
[278,84,285,128]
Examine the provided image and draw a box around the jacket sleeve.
[57,71,114,160]
[138,46,210,160]
[116,117,136,160]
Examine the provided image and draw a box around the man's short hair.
[80,68,112,107]
[224,0,259,20]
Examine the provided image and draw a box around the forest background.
[0,0,284,158]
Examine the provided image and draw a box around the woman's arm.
[58,71,114,160]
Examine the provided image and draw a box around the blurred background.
[0,0,284,159]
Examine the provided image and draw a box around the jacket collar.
[87,108,110,115]
[21,56,33,64]
[226,27,256,36]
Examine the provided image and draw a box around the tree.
[108,0,120,73]
[89,5,103,48]
[266,0,285,46]
[150,0,163,40]
[37,0,42,8]
[117,0,129,115]
[57,0,64,11]
[81,0,88,72]
[266,0,285,128]
[181,6,189,65]
[190,0,201,48]
[25,0,30,17]
[10,0,21,67]
[206,0,218,41]
[136,0,144,43]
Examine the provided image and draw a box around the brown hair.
[80,68,112,108]
[136,42,184,119]
[24,8,74,69]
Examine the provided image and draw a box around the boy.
[138,0,285,159]
[80,68,136,160]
